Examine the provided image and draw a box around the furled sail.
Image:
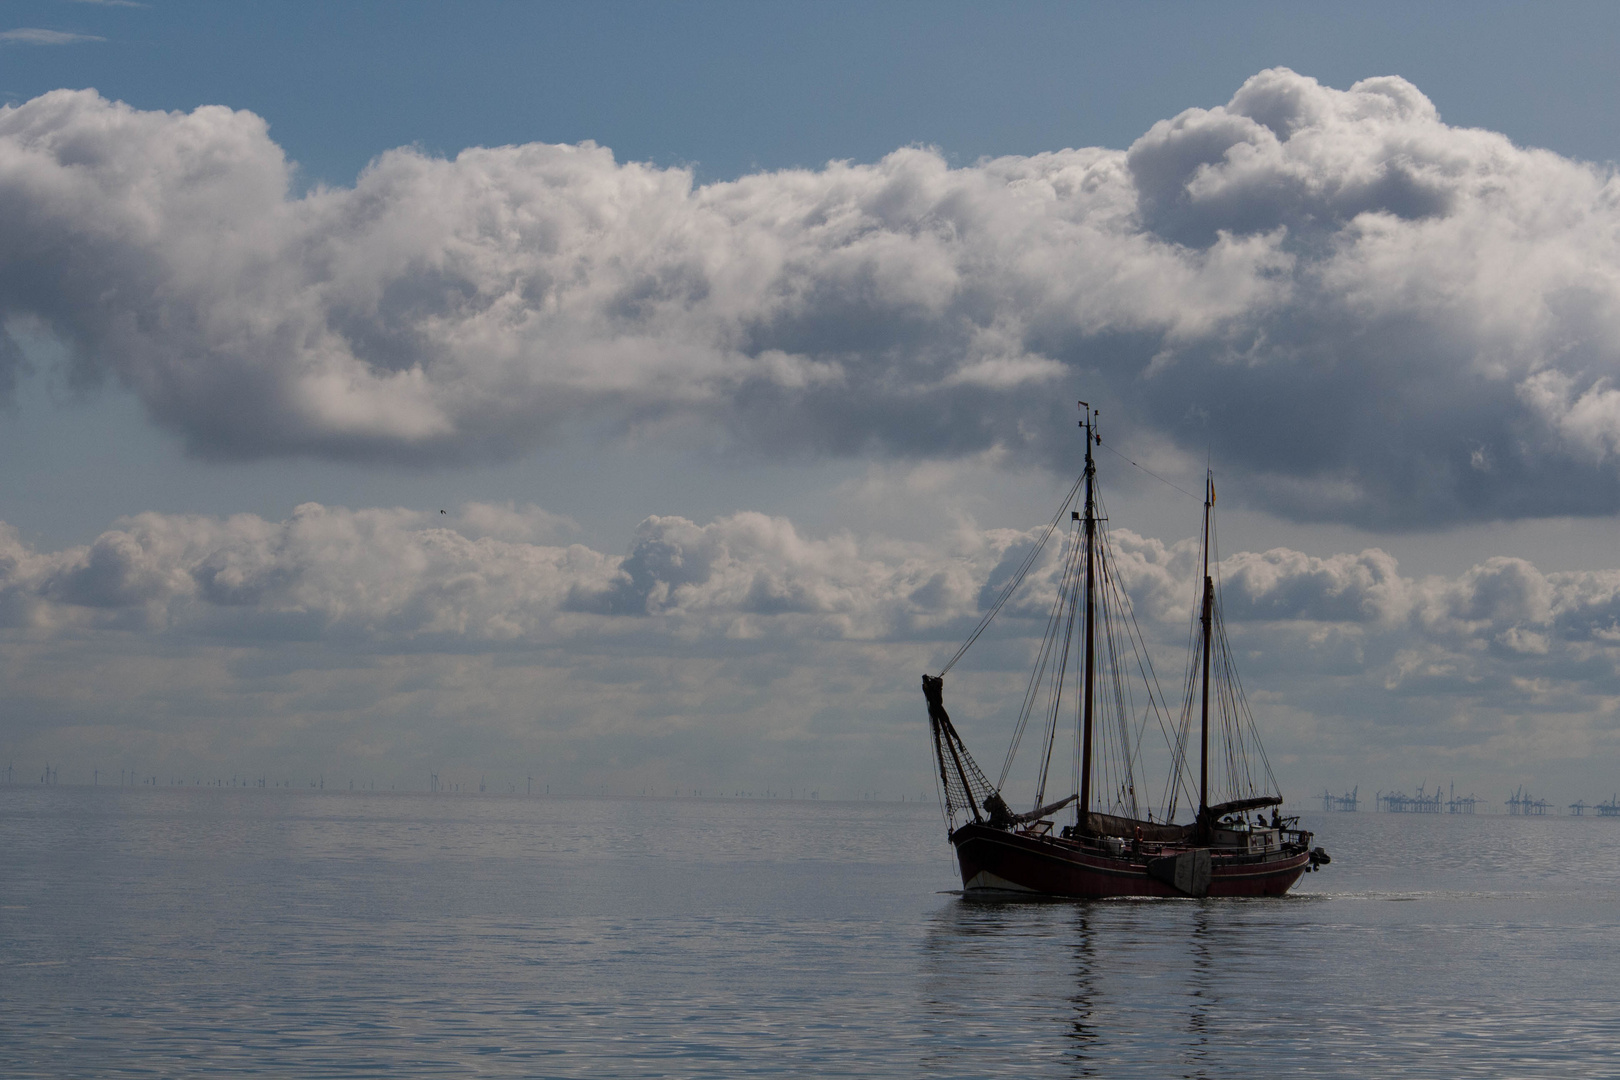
[1080,811,1195,844]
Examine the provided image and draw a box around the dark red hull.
[951,822,1309,899]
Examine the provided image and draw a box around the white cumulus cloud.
[7,71,1620,525]
[6,502,1620,787]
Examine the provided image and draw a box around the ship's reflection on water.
[1183,907,1215,1079]
[918,895,1317,1079]
[1066,905,1100,1076]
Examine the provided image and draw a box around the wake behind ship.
[923,402,1330,898]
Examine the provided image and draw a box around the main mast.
[1199,471,1214,827]
[1078,403,1097,826]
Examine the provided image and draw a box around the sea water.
[2,787,1617,1078]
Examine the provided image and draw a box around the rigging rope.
[1097,439,1202,501]
[999,516,1084,792]
[938,471,1085,677]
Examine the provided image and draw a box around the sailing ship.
[923,402,1329,898]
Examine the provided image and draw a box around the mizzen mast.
[1198,470,1214,828]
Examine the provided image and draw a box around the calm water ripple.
[2,788,1617,1077]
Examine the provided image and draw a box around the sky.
[5,1,1620,808]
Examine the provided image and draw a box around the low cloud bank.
[5,502,1620,709]
[5,502,1620,789]
[7,71,1620,524]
